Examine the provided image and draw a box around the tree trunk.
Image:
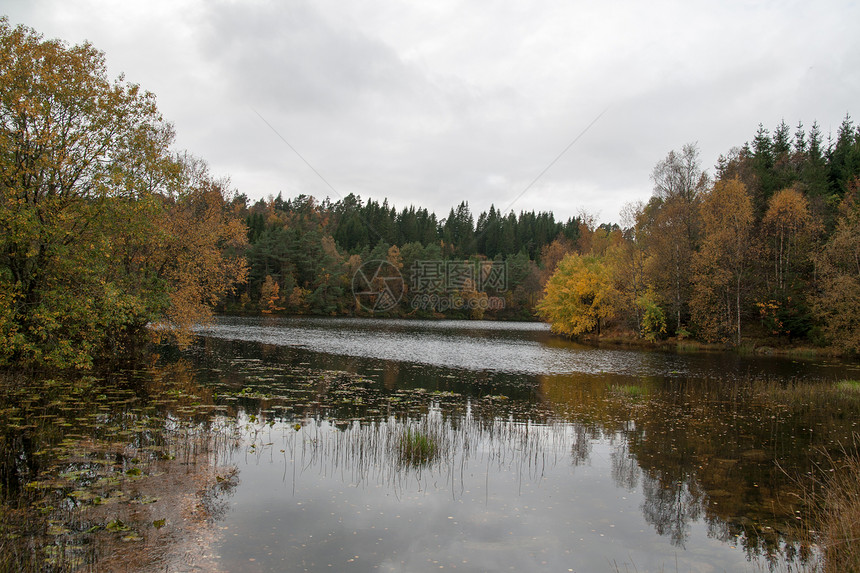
[674,244,682,332]
[736,273,742,345]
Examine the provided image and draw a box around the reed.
[398,427,439,466]
[836,379,860,393]
[814,438,860,573]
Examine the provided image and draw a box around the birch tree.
[691,179,754,344]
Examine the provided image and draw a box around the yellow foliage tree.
[537,253,618,336]
[691,178,754,344]
[762,187,818,291]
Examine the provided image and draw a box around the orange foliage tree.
[0,20,247,367]
[814,180,860,352]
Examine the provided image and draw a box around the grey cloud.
[199,1,427,112]
[6,0,858,223]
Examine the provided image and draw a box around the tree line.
[539,121,860,354]
[230,192,586,319]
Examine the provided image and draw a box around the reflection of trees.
[640,470,704,548]
[539,373,860,559]
[248,404,578,497]
[570,425,593,466]
[610,436,640,491]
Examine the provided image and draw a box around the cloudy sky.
[4,0,859,223]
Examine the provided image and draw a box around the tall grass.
[398,427,439,466]
[814,438,860,572]
[836,379,860,393]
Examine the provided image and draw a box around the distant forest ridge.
[229,115,860,354]
[244,193,586,260]
[238,115,858,256]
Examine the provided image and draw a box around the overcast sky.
[4,0,859,223]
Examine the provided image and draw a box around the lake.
[192,317,859,572]
[3,316,859,572]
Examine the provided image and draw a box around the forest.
[2,17,860,371]
[537,124,860,353]
[229,117,860,355]
[230,193,583,320]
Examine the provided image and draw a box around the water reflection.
[6,315,856,572]
[538,371,860,564]
[188,331,858,571]
[200,316,860,381]
[610,437,639,491]
[237,408,573,502]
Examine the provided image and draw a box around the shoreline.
[575,332,849,360]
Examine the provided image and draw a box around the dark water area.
[2,317,859,572]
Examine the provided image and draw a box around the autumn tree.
[538,235,574,287]
[608,201,648,333]
[753,187,819,337]
[537,253,618,336]
[641,143,708,334]
[152,157,248,342]
[690,179,754,344]
[762,187,817,292]
[813,179,860,353]
[574,210,598,255]
[259,275,283,314]
[590,224,622,257]
[0,20,247,367]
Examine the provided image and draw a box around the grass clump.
[398,427,438,467]
[815,439,860,572]
[836,379,860,393]
[612,384,647,399]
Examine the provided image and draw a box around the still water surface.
[190,317,860,572]
[201,316,853,379]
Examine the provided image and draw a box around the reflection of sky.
[212,418,757,573]
[199,316,852,380]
